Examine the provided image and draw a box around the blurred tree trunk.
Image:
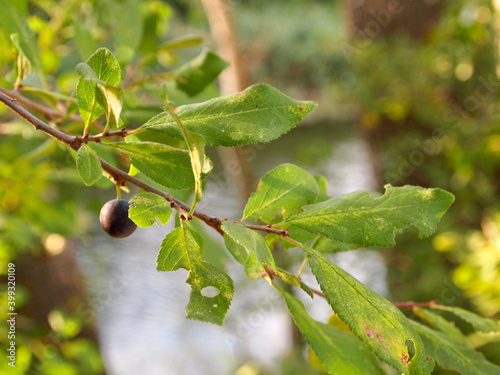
[345,0,442,40]
[200,0,255,200]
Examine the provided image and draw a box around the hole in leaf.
[200,286,220,298]
[405,339,416,363]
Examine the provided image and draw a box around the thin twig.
[85,127,141,141]
[0,88,293,238]
[243,224,289,236]
[309,287,326,298]
[0,90,78,146]
[307,286,439,312]
[0,86,82,123]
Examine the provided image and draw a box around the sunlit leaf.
[414,308,468,344]
[174,49,229,97]
[76,48,121,128]
[434,306,500,333]
[222,221,276,279]
[306,246,434,374]
[164,105,206,212]
[76,144,103,186]
[157,226,233,325]
[411,321,500,375]
[159,34,204,51]
[282,291,385,375]
[282,184,454,247]
[107,141,200,190]
[274,268,313,298]
[128,192,172,228]
[242,163,319,223]
[142,84,317,146]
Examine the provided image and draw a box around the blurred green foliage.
[346,0,500,322]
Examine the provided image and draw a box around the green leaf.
[274,268,313,298]
[76,62,123,130]
[0,0,43,76]
[413,308,468,344]
[159,34,204,51]
[221,221,276,279]
[411,321,500,375]
[142,84,318,147]
[242,163,319,223]
[106,0,142,51]
[282,184,455,247]
[75,62,100,82]
[76,48,121,128]
[314,175,330,202]
[185,260,233,325]
[128,192,172,228]
[74,22,96,60]
[10,33,32,87]
[306,246,434,374]
[174,49,229,97]
[157,227,233,325]
[107,141,202,190]
[434,306,500,333]
[76,144,103,186]
[96,85,123,129]
[76,77,104,127]
[282,291,385,375]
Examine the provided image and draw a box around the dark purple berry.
[99,199,137,238]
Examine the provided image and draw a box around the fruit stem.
[116,183,121,199]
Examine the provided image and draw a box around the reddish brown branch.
[0,88,292,239]
[0,90,78,146]
[309,287,326,298]
[302,283,438,311]
[0,86,82,123]
[243,224,289,236]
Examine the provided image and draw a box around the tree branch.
[0,88,285,238]
[0,86,82,123]
[0,89,223,233]
[0,90,78,146]
[243,224,289,236]
[0,89,461,312]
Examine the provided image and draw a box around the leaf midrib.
[288,197,451,223]
[149,103,303,129]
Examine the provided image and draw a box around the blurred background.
[1,0,500,374]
